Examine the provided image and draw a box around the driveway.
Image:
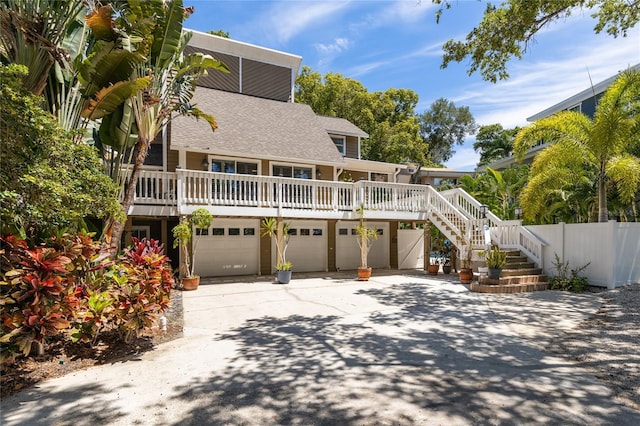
[2,273,639,425]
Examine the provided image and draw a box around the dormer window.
[331,136,346,156]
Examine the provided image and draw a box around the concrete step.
[505,255,528,263]
[478,274,548,285]
[503,261,535,269]
[500,268,542,277]
[471,282,549,293]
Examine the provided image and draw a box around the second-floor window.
[331,136,346,156]
[273,164,313,179]
[210,158,258,175]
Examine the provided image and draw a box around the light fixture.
[515,205,522,220]
[202,158,209,171]
[316,168,322,180]
[479,204,488,219]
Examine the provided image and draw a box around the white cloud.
[452,28,640,128]
[445,147,480,171]
[264,1,351,44]
[314,37,351,55]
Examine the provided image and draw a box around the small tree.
[260,217,292,271]
[172,209,213,278]
[355,206,378,269]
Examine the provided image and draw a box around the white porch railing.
[130,170,545,267]
[440,188,545,268]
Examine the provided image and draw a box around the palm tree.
[514,69,640,223]
[98,0,228,248]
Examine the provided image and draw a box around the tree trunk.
[109,135,152,253]
[598,163,608,223]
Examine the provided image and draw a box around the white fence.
[526,221,640,288]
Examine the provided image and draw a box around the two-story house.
[125,30,490,278]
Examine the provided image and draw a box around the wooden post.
[424,222,431,271]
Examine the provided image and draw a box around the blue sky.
[185,0,640,170]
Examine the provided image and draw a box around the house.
[484,63,640,171]
[126,30,533,278]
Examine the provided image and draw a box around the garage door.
[335,221,389,271]
[194,218,259,277]
[273,220,327,273]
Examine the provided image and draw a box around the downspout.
[393,167,401,183]
[357,136,361,159]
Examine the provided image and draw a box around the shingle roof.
[171,88,345,165]
[316,116,369,138]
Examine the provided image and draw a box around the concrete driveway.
[2,272,640,425]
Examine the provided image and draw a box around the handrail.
[130,169,545,267]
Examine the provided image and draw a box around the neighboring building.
[484,63,640,171]
[126,30,477,277]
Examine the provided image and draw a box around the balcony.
[131,169,435,220]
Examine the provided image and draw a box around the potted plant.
[428,255,441,275]
[355,205,378,281]
[485,245,507,279]
[458,243,474,284]
[261,217,293,284]
[442,240,452,274]
[172,208,214,290]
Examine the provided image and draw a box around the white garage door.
[194,218,259,277]
[398,228,424,269]
[335,221,389,271]
[273,220,327,273]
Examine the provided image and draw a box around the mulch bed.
[0,290,184,399]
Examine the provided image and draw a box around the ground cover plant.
[0,234,175,369]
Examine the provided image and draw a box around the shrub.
[1,234,174,365]
[548,253,590,292]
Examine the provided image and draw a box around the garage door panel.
[194,219,259,277]
[273,221,327,273]
[335,221,389,271]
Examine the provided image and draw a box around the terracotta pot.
[182,276,200,291]
[458,268,473,284]
[357,266,372,281]
[427,264,440,275]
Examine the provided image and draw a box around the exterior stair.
[471,250,549,293]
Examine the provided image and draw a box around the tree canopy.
[295,66,477,166]
[514,69,640,223]
[434,0,640,82]
[473,124,519,167]
[0,64,121,239]
[419,98,477,164]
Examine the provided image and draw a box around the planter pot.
[488,267,502,280]
[478,266,489,277]
[357,266,372,281]
[182,276,200,291]
[458,268,473,284]
[427,264,440,275]
[442,265,452,274]
[276,270,292,284]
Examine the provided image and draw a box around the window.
[212,228,225,236]
[300,229,310,236]
[229,228,240,236]
[370,172,388,182]
[331,136,345,156]
[131,226,150,240]
[243,228,255,236]
[288,228,297,236]
[196,228,209,236]
[210,158,258,175]
[272,164,313,179]
[339,228,348,236]
[313,229,323,236]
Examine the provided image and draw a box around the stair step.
[478,275,548,285]
[500,268,542,277]
[470,282,549,293]
[503,261,535,269]
[505,255,527,262]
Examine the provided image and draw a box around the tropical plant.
[514,69,640,223]
[95,0,229,249]
[260,217,292,271]
[485,245,506,269]
[0,64,122,240]
[355,206,379,269]
[473,124,519,167]
[548,253,590,292]
[172,208,213,279]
